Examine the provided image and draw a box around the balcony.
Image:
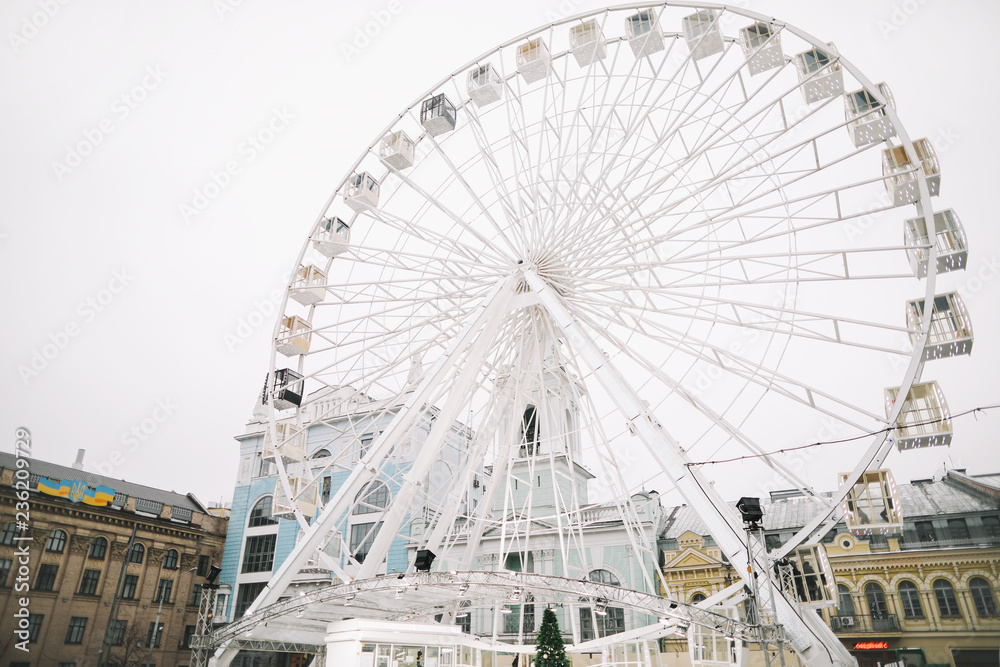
[829,613,901,634]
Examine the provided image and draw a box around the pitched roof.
[0,451,207,515]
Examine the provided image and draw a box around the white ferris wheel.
[208,3,973,666]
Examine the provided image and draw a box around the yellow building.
[660,469,1000,667]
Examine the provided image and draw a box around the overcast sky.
[2,0,997,507]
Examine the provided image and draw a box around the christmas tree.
[534,607,570,667]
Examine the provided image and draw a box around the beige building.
[659,469,1000,667]
[0,449,228,667]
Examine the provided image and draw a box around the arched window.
[311,449,331,459]
[163,549,179,569]
[864,582,888,618]
[520,405,539,457]
[45,529,67,553]
[88,537,108,560]
[970,578,998,617]
[248,497,277,528]
[354,481,390,514]
[933,579,961,618]
[128,542,145,564]
[836,584,855,618]
[580,570,625,640]
[691,592,707,604]
[897,581,924,619]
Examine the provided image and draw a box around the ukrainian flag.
[38,477,69,497]
[83,485,116,507]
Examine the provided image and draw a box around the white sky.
[2,0,998,507]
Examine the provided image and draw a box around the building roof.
[0,451,208,515]
[659,471,1000,540]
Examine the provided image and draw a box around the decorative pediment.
[664,546,723,570]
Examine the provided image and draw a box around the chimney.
[72,449,85,471]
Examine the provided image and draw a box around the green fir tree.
[534,607,570,667]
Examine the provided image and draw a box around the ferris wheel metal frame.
[207,3,972,666]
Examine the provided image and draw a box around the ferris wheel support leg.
[521,269,855,667]
[211,276,517,667]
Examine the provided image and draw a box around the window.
[182,624,197,648]
[45,529,67,553]
[154,578,173,603]
[970,577,999,617]
[109,619,127,645]
[26,614,43,642]
[242,534,277,573]
[914,520,936,542]
[579,570,625,641]
[349,522,382,564]
[836,584,855,617]
[897,581,923,618]
[864,582,888,618]
[354,481,390,514]
[322,476,332,505]
[934,579,962,617]
[764,534,782,552]
[89,537,108,559]
[455,600,471,633]
[983,516,1000,537]
[65,617,87,644]
[312,448,331,459]
[147,621,164,648]
[36,563,58,591]
[248,497,277,528]
[128,542,145,564]
[163,549,179,569]
[78,569,100,596]
[948,518,970,540]
[235,581,266,617]
[189,583,203,606]
[0,522,20,546]
[519,405,539,457]
[356,434,374,462]
[121,574,139,599]
[691,592,707,604]
[197,554,210,577]
[504,594,535,634]
[0,558,11,586]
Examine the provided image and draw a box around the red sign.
[854,642,889,650]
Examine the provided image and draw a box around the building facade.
[659,469,1000,667]
[0,449,228,667]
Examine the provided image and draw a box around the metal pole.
[147,593,165,666]
[97,522,138,667]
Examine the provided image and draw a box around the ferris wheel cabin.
[273,475,318,520]
[906,291,974,360]
[794,44,843,103]
[290,264,327,307]
[420,93,458,137]
[516,37,551,83]
[467,64,504,107]
[883,138,941,207]
[313,216,350,258]
[263,368,304,410]
[845,83,897,147]
[262,421,307,464]
[380,130,416,170]
[904,209,968,278]
[780,545,837,608]
[739,22,783,76]
[885,380,953,450]
[344,171,380,211]
[626,9,665,57]
[569,19,607,66]
[681,9,725,61]
[277,315,312,357]
[839,469,904,536]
